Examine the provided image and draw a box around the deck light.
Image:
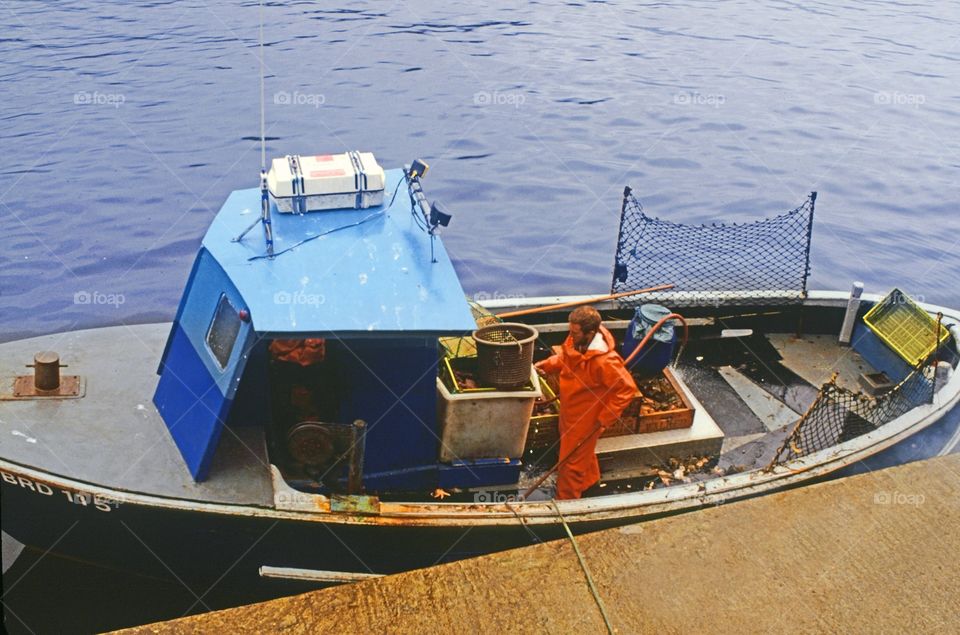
[403,158,445,263]
[409,158,429,180]
[429,200,452,228]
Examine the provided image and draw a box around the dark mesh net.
[767,367,935,468]
[611,188,816,307]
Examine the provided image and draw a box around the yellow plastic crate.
[437,298,500,358]
[439,336,476,358]
[863,288,950,365]
[440,355,538,394]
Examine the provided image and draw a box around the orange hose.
[623,313,688,366]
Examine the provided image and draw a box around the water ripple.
[0,0,959,341]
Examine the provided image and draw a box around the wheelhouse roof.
[201,168,475,337]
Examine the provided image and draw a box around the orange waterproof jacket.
[269,339,326,366]
[538,326,637,499]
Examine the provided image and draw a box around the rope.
[504,500,543,545]
[932,312,944,395]
[551,500,615,635]
[247,210,384,261]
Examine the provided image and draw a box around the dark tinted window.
[206,294,241,370]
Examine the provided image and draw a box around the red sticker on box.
[309,169,346,178]
[313,155,334,162]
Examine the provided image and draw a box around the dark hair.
[569,306,601,333]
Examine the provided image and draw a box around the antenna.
[233,0,274,256]
[258,0,273,256]
[259,0,266,171]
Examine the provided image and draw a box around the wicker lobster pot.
[472,323,538,390]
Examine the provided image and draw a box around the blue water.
[2,1,960,343]
[2,1,960,631]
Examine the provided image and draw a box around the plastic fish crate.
[613,367,695,436]
[436,366,541,462]
[863,288,950,366]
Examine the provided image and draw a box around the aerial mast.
[232,0,274,257]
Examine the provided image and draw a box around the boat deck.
[0,313,932,504]
[543,325,883,488]
[676,331,876,470]
[516,321,885,494]
[0,325,273,506]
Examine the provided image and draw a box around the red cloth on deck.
[537,326,637,499]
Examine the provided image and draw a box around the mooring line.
[551,499,615,635]
[504,500,543,545]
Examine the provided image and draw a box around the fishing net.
[611,188,816,307]
[438,300,501,359]
[767,366,935,468]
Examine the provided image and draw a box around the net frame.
[766,366,935,469]
[611,187,816,308]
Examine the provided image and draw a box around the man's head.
[568,306,602,352]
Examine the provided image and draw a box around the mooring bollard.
[28,351,66,392]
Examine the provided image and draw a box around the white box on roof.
[267,151,385,213]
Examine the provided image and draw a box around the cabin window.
[206,294,242,370]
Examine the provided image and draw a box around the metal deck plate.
[767,333,876,393]
[1,375,85,400]
[717,366,797,431]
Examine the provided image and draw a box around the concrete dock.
[120,455,960,633]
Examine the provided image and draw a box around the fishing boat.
[1,153,957,588]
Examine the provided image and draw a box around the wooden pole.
[495,284,675,319]
[348,420,366,495]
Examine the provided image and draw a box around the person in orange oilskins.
[534,306,637,499]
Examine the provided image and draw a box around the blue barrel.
[621,304,677,377]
